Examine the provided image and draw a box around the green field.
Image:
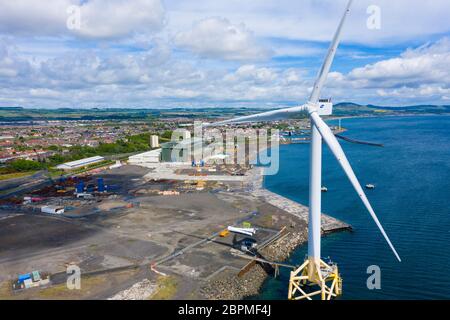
[1,104,449,123]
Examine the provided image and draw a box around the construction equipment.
[219,229,230,237]
[242,221,252,228]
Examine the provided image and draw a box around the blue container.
[76,181,84,194]
[18,273,31,283]
[97,178,105,192]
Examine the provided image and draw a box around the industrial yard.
[0,120,356,300]
[0,158,350,300]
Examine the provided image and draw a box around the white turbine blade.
[207,1,353,127]
[309,0,353,104]
[310,112,401,262]
[206,104,308,126]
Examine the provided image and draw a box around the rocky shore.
[200,167,350,300]
[201,228,307,300]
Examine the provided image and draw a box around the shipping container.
[97,178,105,192]
[18,273,31,283]
[32,271,41,282]
[76,181,85,194]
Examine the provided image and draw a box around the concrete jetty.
[246,167,351,233]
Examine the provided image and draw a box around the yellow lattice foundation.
[288,258,342,300]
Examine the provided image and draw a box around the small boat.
[321,186,328,192]
[365,184,376,190]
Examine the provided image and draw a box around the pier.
[335,134,384,147]
[246,167,352,233]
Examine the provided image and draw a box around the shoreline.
[223,113,435,299]
[250,167,351,233]
[201,166,351,300]
[328,112,450,122]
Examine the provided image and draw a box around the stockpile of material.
[108,279,157,300]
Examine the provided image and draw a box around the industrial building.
[128,149,162,165]
[56,156,105,171]
[160,138,203,163]
[180,131,191,141]
[128,138,218,165]
[150,135,159,148]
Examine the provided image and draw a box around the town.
[0,108,320,180]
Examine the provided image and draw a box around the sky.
[0,0,449,109]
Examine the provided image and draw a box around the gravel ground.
[108,279,157,300]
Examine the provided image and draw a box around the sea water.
[255,115,450,300]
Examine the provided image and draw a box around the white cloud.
[174,17,271,61]
[166,0,450,45]
[1,36,450,108]
[0,0,165,39]
[0,39,32,80]
[75,0,165,39]
[315,38,450,104]
[348,38,450,88]
[376,86,450,101]
[0,39,311,107]
[272,44,324,58]
[224,65,277,83]
[29,88,61,98]
[0,1,449,108]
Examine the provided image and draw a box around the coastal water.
[256,115,450,300]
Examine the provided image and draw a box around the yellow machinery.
[219,229,230,237]
[196,180,206,191]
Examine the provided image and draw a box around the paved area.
[143,163,246,182]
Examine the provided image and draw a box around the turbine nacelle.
[315,99,333,116]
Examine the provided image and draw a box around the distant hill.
[333,103,450,116]
[0,103,449,122]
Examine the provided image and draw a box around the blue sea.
[255,115,450,300]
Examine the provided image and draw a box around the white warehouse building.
[128,149,161,165]
[56,156,105,171]
[150,135,159,148]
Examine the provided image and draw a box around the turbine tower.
[207,0,401,300]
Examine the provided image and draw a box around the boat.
[365,184,376,190]
[321,186,328,192]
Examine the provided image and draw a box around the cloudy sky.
[0,0,449,108]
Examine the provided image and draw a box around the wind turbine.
[207,0,401,300]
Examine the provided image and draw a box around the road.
[0,171,46,192]
[0,171,52,199]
